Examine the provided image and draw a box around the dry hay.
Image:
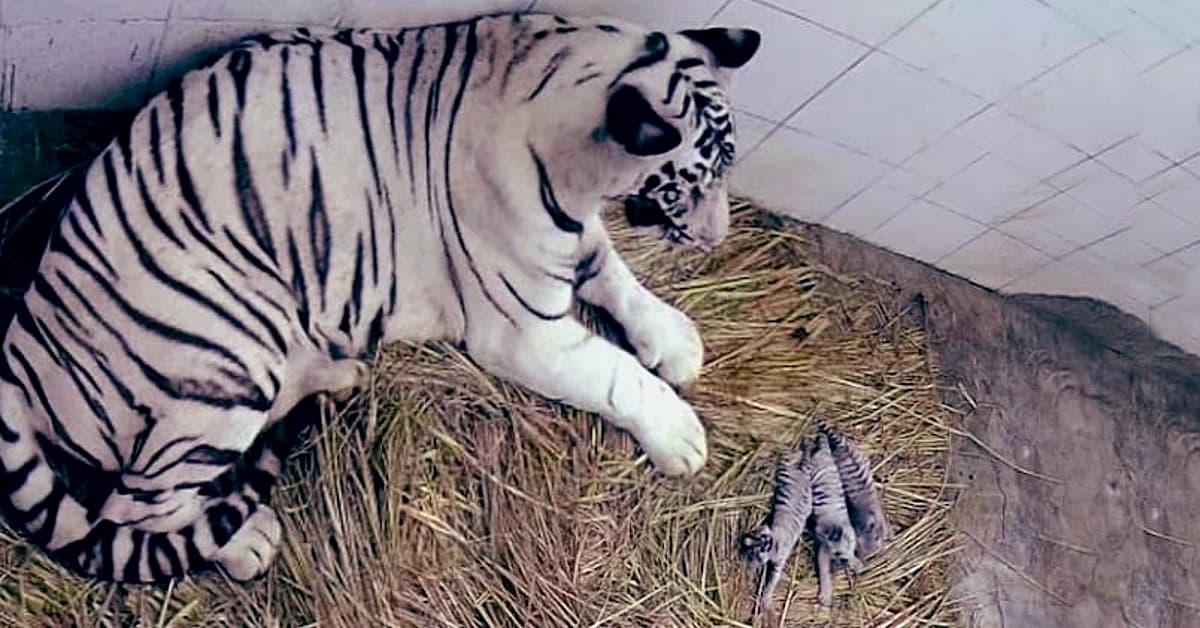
[0,200,958,627]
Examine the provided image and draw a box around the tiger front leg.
[470,317,706,475]
[576,235,703,388]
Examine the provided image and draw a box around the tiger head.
[603,27,760,249]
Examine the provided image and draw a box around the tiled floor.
[0,0,1197,354]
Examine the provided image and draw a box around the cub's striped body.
[820,424,891,559]
[0,13,759,581]
[739,446,814,612]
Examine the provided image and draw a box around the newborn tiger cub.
[820,423,892,559]
[809,432,861,607]
[738,445,813,613]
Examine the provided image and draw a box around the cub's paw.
[212,505,283,581]
[629,303,703,388]
[634,386,708,475]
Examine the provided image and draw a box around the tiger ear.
[604,84,681,156]
[679,27,761,68]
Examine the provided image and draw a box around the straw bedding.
[0,199,958,627]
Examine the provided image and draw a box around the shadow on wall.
[803,220,1200,628]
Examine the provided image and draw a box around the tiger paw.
[324,358,371,403]
[628,303,703,388]
[633,382,707,475]
[212,505,283,581]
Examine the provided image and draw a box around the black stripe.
[365,190,379,286]
[350,232,365,327]
[527,47,569,101]
[0,458,38,496]
[142,443,241,481]
[366,307,385,356]
[178,525,211,575]
[205,269,288,354]
[0,347,33,407]
[179,210,244,276]
[664,71,683,105]
[573,247,605,289]
[382,186,399,314]
[529,148,582,234]
[27,284,117,438]
[170,79,212,231]
[337,303,352,338]
[148,107,165,185]
[74,186,102,237]
[308,151,330,308]
[403,28,426,199]
[336,30,384,197]
[228,49,252,110]
[136,169,186,249]
[115,123,133,173]
[676,57,705,70]
[280,47,297,158]
[309,40,327,133]
[286,232,311,330]
[206,74,222,137]
[574,71,602,86]
[499,273,568,320]
[232,119,277,261]
[123,529,146,581]
[14,303,62,369]
[206,500,242,547]
[373,32,403,164]
[32,275,84,336]
[147,533,183,581]
[424,25,456,212]
[223,227,286,286]
[56,212,117,278]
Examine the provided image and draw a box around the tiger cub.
[739,445,814,612]
[809,432,861,606]
[0,13,759,581]
[820,423,892,559]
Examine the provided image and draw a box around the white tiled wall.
[0,0,1197,354]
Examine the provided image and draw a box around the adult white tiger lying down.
[0,13,760,582]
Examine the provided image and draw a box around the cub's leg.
[470,317,706,475]
[575,231,703,388]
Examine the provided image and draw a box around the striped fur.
[808,432,860,606]
[0,13,759,582]
[739,445,814,613]
[820,423,891,559]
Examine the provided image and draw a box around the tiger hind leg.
[195,393,327,580]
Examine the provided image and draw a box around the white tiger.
[0,12,759,582]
